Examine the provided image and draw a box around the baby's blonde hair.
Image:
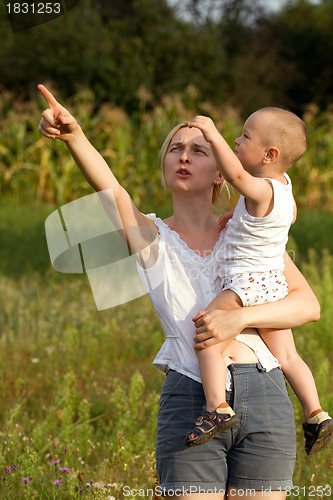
[159,122,226,204]
[253,107,308,170]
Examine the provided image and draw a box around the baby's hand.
[219,209,234,229]
[291,200,297,225]
[189,115,221,143]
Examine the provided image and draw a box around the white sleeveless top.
[137,215,280,384]
[220,174,294,277]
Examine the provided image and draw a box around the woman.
[38,85,320,499]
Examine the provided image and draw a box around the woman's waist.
[155,327,279,374]
[223,338,260,365]
[224,330,280,371]
[155,331,264,367]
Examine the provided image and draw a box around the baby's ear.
[264,147,280,163]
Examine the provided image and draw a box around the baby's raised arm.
[189,115,272,211]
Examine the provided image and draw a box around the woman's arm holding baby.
[193,252,320,349]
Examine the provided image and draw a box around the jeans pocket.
[265,371,296,456]
[159,371,185,409]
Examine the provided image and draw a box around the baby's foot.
[184,404,239,447]
[302,410,333,455]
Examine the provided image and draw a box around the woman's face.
[163,126,222,195]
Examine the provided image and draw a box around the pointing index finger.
[37,84,59,111]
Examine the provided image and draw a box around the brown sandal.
[185,408,239,447]
[303,416,333,455]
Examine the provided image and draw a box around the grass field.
[0,88,333,498]
[0,200,332,499]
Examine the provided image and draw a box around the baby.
[184,109,333,455]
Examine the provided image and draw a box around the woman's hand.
[192,309,246,350]
[38,84,78,142]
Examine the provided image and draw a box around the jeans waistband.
[228,363,268,373]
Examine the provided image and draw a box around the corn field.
[1,87,333,212]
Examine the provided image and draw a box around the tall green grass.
[0,202,332,498]
[0,263,164,498]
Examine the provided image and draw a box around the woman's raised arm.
[193,252,320,349]
[37,85,157,251]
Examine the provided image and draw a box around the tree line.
[0,0,332,117]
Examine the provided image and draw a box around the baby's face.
[234,111,269,172]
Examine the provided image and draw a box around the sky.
[166,0,290,23]
[264,0,321,9]
[168,0,321,15]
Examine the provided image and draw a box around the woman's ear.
[264,147,280,163]
[214,171,224,185]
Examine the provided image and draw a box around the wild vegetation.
[1,87,333,211]
[0,84,333,497]
[1,0,333,116]
[0,201,332,499]
[1,0,333,496]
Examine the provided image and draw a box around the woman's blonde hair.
[159,122,227,205]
